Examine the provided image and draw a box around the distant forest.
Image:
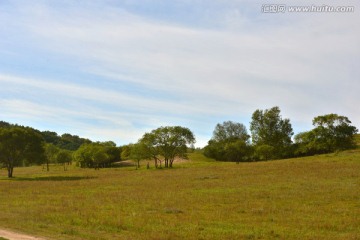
[0,120,93,151]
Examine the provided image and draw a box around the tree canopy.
[204,121,251,162]
[0,127,46,177]
[73,142,120,169]
[250,106,293,159]
[212,121,250,143]
[137,126,196,168]
[41,131,92,151]
[294,114,358,155]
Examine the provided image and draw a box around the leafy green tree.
[255,144,275,161]
[99,141,121,165]
[44,143,60,171]
[0,121,11,128]
[40,131,92,151]
[129,143,149,169]
[41,131,60,145]
[0,127,45,177]
[204,121,251,162]
[312,114,358,151]
[224,140,252,163]
[92,148,110,170]
[121,145,131,160]
[295,114,358,155]
[204,140,226,161]
[73,143,116,169]
[138,132,162,168]
[138,126,196,168]
[294,131,319,156]
[213,121,250,143]
[250,106,293,159]
[58,133,92,151]
[56,149,73,171]
[73,144,93,168]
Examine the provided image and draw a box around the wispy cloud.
[0,0,359,147]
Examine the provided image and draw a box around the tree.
[204,121,251,162]
[120,145,131,160]
[250,106,293,159]
[100,141,121,166]
[44,143,60,171]
[255,144,275,161]
[138,126,196,168]
[129,143,148,169]
[92,148,110,170]
[73,144,93,168]
[138,132,162,168]
[0,121,11,128]
[295,114,358,155]
[41,131,60,145]
[213,121,250,143]
[294,131,316,156]
[204,140,226,161]
[0,127,45,177]
[73,143,116,169]
[56,149,73,171]
[224,140,252,163]
[58,133,92,151]
[313,114,358,151]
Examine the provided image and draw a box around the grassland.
[0,150,359,240]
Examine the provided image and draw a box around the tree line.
[0,122,122,177]
[0,106,358,177]
[0,122,194,177]
[204,107,358,162]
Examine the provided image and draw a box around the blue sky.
[1,0,359,147]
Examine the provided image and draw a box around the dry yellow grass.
[0,150,359,239]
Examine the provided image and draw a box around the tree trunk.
[154,158,158,168]
[169,159,174,168]
[7,166,13,178]
[47,160,50,171]
[6,160,14,178]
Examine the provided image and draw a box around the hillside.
[1,148,359,239]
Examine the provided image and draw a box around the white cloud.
[0,0,359,147]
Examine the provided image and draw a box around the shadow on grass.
[112,161,136,168]
[3,176,97,181]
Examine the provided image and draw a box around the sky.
[0,0,359,147]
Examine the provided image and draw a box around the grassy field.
[0,150,359,240]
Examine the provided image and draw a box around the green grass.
[355,134,360,147]
[0,151,359,239]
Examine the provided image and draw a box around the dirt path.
[0,229,46,240]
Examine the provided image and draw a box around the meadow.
[0,150,359,240]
